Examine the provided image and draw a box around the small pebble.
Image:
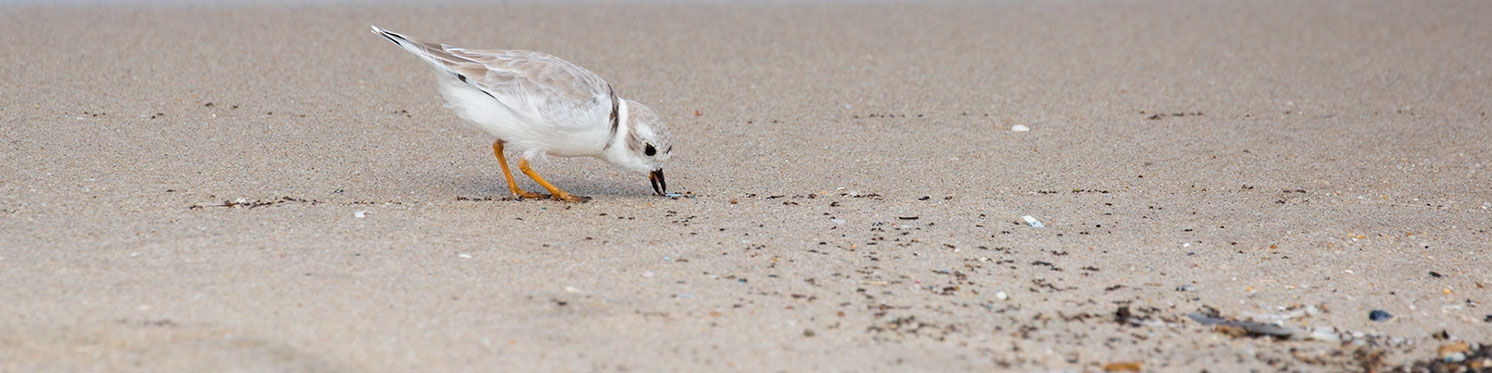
[1021,215,1045,228]
[830,218,846,224]
[643,271,655,278]
[458,253,472,259]
[1176,284,1195,292]
[1102,362,1142,372]
[1308,327,1341,343]
[1304,305,1324,316]
[1369,309,1393,322]
[995,291,1008,300]
[1011,124,1031,132]
[353,210,367,218]
[1444,352,1466,363]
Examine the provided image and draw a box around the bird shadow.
[443,171,648,200]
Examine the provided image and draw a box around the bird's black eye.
[644,144,657,156]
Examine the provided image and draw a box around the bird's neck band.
[603,91,628,151]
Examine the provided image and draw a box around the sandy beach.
[2,1,1490,371]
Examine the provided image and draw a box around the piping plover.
[371,26,672,202]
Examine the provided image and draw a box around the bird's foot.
[511,189,546,199]
[552,193,589,203]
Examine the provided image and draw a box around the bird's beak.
[649,169,667,196]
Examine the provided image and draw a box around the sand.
[2,1,1490,371]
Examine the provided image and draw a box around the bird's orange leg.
[493,140,544,199]
[518,159,586,203]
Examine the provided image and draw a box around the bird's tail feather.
[370,26,470,73]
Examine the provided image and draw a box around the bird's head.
[604,99,674,196]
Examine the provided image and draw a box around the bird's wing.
[446,48,614,130]
[372,27,613,131]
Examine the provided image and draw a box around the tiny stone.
[1309,327,1341,343]
[353,210,367,218]
[643,271,655,278]
[1011,124,1031,132]
[995,291,1008,300]
[1305,305,1323,316]
[1021,215,1045,228]
[1369,309,1393,322]
[1176,284,1195,292]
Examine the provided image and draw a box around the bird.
[370,26,673,202]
